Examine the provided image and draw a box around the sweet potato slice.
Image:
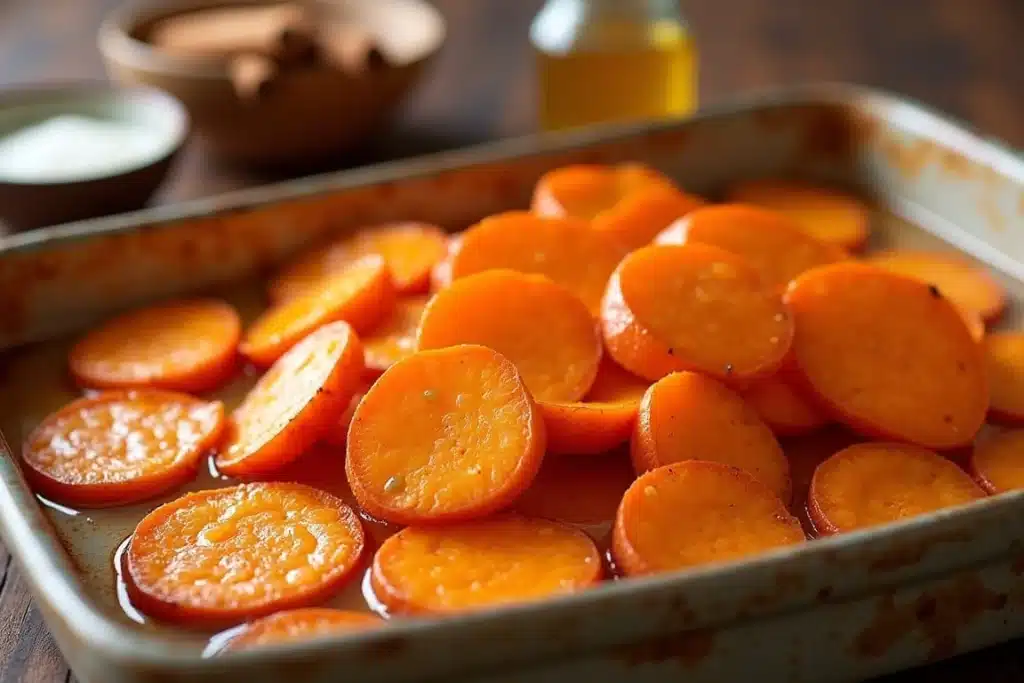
[970,429,1024,494]
[612,461,804,576]
[864,250,1006,321]
[217,321,365,477]
[220,609,382,652]
[984,332,1024,424]
[539,358,650,455]
[531,163,676,220]
[268,222,448,301]
[782,427,862,534]
[69,298,240,393]
[632,371,792,502]
[417,270,602,402]
[516,451,635,527]
[370,514,601,614]
[242,256,395,367]
[346,344,545,525]
[744,374,829,437]
[592,185,706,252]
[785,263,988,450]
[726,179,869,251]
[602,244,793,382]
[364,295,428,376]
[654,204,846,290]
[22,390,223,507]
[808,442,986,535]
[445,211,623,314]
[126,483,365,625]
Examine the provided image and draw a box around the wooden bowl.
[0,83,188,232]
[98,0,446,169]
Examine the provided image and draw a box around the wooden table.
[0,1,1021,681]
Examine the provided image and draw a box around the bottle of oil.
[531,0,698,132]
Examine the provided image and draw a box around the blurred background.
[0,0,1019,207]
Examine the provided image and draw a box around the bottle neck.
[585,0,681,20]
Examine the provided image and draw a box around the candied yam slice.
[532,163,676,220]
[417,270,601,402]
[602,244,793,382]
[217,321,365,478]
[632,371,792,502]
[221,609,381,652]
[126,483,365,625]
[539,358,650,455]
[970,429,1024,494]
[726,179,870,250]
[364,295,428,375]
[782,427,862,533]
[808,443,986,535]
[268,222,448,302]
[370,515,601,614]
[592,185,706,252]
[267,241,351,304]
[347,222,450,294]
[655,204,846,290]
[744,374,829,437]
[242,256,394,367]
[516,451,635,526]
[69,298,240,393]
[984,333,1024,425]
[447,211,623,314]
[785,263,988,450]
[346,345,545,525]
[22,390,223,507]
[612,461,804,576]
[864,250,1006,321]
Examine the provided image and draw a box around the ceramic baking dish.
[0,84,1022,683]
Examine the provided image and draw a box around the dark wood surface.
[0,1,1021,681]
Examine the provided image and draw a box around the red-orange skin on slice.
[601,244,793,384]
[126,483,366,626]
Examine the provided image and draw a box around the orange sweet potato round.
[346,344,545,525]
[417,270,602,402]
[370,514,601,614]
[632,371,792,502]
[532,163,677,220]
[726,179,870,251]
[808,442,986,535]
[69,299,240,393]
[612,461,804,576]
[785,263,988,450]
[602,244,793,383]
[654,204,846,290]
[445,211,623,314]
[126,483,365,625]
[864,250,1006,322]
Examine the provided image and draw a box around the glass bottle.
[531,0,698,132]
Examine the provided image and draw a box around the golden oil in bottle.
[532,0,698,132]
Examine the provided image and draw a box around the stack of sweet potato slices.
[20,165,1019,652]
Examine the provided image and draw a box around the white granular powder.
[0,115,169,183]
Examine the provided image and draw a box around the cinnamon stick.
[317,23,389,76]
[229,53,278,101]
[150,4,316,64]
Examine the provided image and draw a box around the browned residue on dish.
[852,573,1007,661]
[866,528,972,573]
[613,628,715,668]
